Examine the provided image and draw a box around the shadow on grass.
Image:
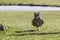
[15,30,36,33]
[7,30,60,36]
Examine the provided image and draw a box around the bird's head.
[34,12,40,18]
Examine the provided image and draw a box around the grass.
[0,11,60,40]
[0,0,60,5]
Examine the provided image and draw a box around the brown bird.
[32,12,44,31]
[0,24,4,31]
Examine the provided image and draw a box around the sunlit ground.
[0,11,60,40]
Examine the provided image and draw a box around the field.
[0,0,60,5]
[0,11,60,40]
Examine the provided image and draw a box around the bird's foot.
[37,27,40,31]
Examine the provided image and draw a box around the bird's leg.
[37,27,40,31]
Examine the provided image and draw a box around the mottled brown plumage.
[32,12,44,31]
[0,24,4,31]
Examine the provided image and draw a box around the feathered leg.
[37,27,40,31]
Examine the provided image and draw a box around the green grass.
[0,0,60,5]
[0,11,60,40]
